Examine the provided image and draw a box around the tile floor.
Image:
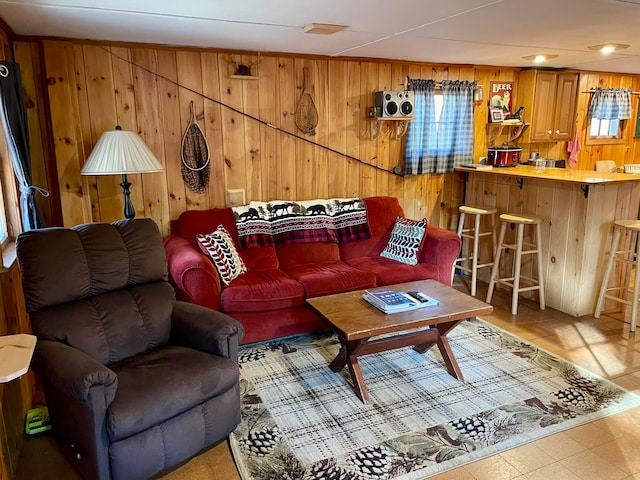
[14,276,640,480]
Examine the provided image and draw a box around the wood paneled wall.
[573,72,640,170]
[11,39,640,238]
[14,39,523,234]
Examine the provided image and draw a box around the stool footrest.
[612,257,637,266]
[602,293,635,307]
[461,231,493,239]
[500,242,538,251]
[456,261,494,270]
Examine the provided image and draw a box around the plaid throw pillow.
[197,225,247,285]
[380,216,427,265]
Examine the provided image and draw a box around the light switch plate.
[226,189,246,207]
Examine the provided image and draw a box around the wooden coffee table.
[306,279,493,402]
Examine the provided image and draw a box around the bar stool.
[486,213,545,315]
[454,206,496,297]
[594,220,640,331]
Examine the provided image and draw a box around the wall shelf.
[486,122,529,145]
[370,117,414,140]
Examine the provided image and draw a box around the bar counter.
[456,164,640,185]
[455,165,640,317]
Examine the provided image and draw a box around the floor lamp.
[81,126,164,219]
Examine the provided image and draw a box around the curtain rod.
[581,88,640,95]
[405,75,482,90]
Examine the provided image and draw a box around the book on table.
[362,287,439,314]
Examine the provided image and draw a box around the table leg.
[347,355,370,402]
[328,339,371,402]
[413,320,465,381]
[436,334,464,381]
[329,342,348,372]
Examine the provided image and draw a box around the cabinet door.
[529,72,556,142]
[551,73,579,141]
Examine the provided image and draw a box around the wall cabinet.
[516,70,579,143]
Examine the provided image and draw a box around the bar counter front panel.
[456,165,640,317]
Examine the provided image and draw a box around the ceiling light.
[587,43,630,54]
[303,23,348,35]
[522,54,559,63]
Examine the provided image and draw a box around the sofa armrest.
[418,225,461,287]
[170,301,244,360]
[32,339,118,405]
[164,234,222,310]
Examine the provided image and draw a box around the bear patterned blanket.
[231,198,370,249]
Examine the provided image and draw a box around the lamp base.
[121,173,135,219]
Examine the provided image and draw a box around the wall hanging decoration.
[295,67,319,135]
[181,101,210,194]
[489,81,514,115]
[228,55,260,79]
[101,46,404,178]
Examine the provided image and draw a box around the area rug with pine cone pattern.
[229,318,640,479]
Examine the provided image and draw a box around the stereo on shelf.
[374,91,414,118]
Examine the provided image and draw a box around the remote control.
[407,291,430,303]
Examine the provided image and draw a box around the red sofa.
[164,196,461,344]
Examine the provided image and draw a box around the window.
[586,117,624,144]
[403,79,475,174]
[434,93,444,128]
[586,87,631,145]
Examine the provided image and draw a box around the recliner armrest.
[170,301,245,359]
[32,339,118,405]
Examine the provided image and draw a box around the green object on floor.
[25,406,51,436]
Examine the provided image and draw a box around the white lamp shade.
[81,128,164,175]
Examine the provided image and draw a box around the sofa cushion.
[346,256,438,286]
[197,226,247,286]
[197,225,247,285]
[380,217,427,265]
[339,196,406,260]
[108,346,239,442]
[276,242,342,270]
[239,245,279,270]
[284,261,376,298]
[220,269,305,313]
[177,207,278,270]
[178,208,239,245]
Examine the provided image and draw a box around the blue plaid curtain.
[403,79,475,174]
[403,79,436,175]
[588,88,633,120]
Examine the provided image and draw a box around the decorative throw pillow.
[380,216,427,265]
[197,225,247,285]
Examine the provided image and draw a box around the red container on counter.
[487,145,522,167]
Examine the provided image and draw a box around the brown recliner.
[16,218,245,480]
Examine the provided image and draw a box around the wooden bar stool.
[486,213,545,315]
[594,220,640,331]
[454,206,496,297]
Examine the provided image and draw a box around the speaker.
[375,91,414,118]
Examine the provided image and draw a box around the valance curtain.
[0,61,47,231]
[587,87,633,120]
[404,79,475,175]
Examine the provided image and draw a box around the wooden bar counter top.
[455,165,640,317]
[455,164,640,185]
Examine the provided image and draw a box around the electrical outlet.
[226,189,246,207]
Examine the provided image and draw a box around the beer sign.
[489,81,514,115]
